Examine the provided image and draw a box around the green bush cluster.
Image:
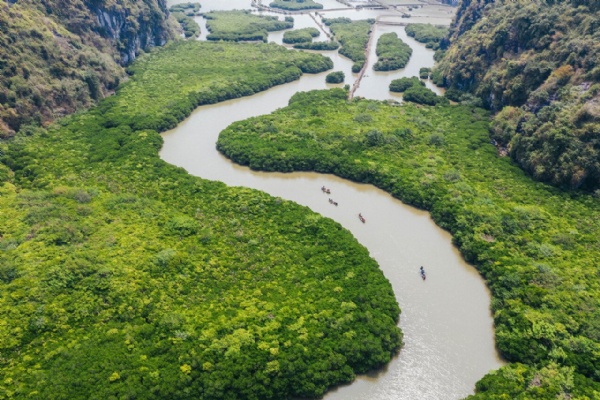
[293,41,339,50]
[0,43,402,399]
[435,1,600,190]
[403,86,447,106]
[373,32,412,71]
[169,2,201,15]
[326,71,345,84]
[204,11,293,42]
[270,0,324,11]
[405,23,448,50]
[419,67,431,79]
[324,18,373,73]
[172,12,201,38]
[389,76,424,93]
[282,28,320,44]
[216,88,600,398]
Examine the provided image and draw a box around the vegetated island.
[389,76,425,93]
[324,17,373,73]
[373,32,412,71]
[405,23,448,50]
[326,71,345,84]
[0,42,402,399]
[217,88,600,399]
[204,10,293,42]
[283,27,320,44]
[170,3,202,39]
[270,0,324,11]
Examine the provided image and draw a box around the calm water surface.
[163,1,504,398]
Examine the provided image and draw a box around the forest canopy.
[217,89,600,399]
[0,42,402,399]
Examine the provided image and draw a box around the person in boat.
[420,266,426,279]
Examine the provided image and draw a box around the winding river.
[162,1,505,398]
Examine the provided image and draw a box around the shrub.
[326,71,345,84]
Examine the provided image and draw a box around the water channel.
[162,1,505,398]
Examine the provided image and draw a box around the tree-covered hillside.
[434,0,600,191]
[0,0,176,138]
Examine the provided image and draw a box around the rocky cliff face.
[84,0,173,65]
[0,0,176,136]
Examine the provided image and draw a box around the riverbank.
[0,42,401,399]
[217,89,600,398]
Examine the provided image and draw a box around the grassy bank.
[0,43,402,399]
[217,89,600,398]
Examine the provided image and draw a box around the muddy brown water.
[163,1,505,398]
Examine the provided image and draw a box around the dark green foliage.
[172,12,201,38]
[216,88,600,398]
[0,44,400,399]
[326,71,345,84]
[270,0,324,11]
[403,86,446,106]
[405,23,448,50]
[282,28,320,44]
[419,67,431,79]
[204,11,293,42]
[324,18,372,73]
[435,1,600,190]
[373,32,412,71]
[389,76,424,93]
[293,41,340,51]
[169,2,201,15]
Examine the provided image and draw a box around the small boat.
[358,213,366,223]
[420,266,426,280]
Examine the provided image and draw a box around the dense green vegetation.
[0,0,174,138]
[405,23,448,50]
[217,89,600,399]
[282,28,320,44]
[170,4,202,39]
[326,71,345,84]
[419,67,431,79]
[373,32,412,71]
[403,86,447,106]
[204,11,293,42]
[102,41,331,133]
[293,41,340,51]
[0,43,402,398]
[435,0,600,190]
[389,76,424,93]
[270,0,324,11]
[324,18,373,73]
[169,2,202,15]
